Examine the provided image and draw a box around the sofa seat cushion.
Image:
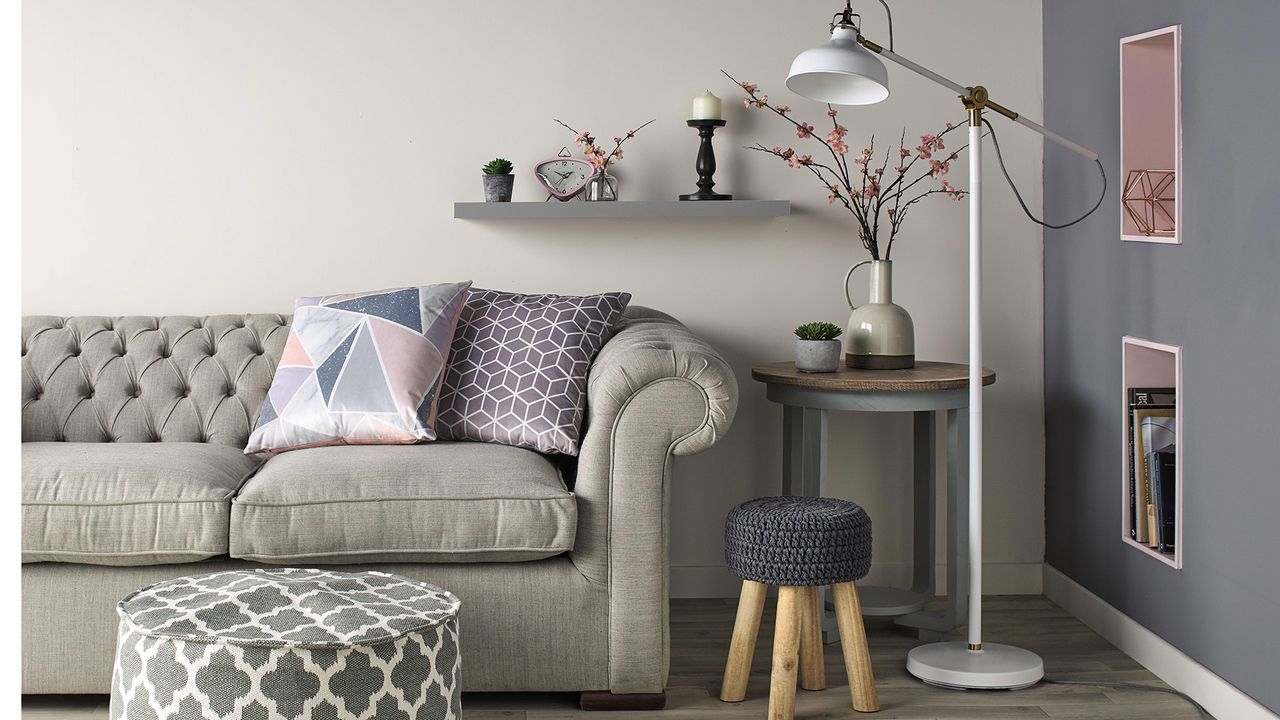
[230,442,576,563]
[22,442,261,565]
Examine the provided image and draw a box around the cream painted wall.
[22,0,1045,597]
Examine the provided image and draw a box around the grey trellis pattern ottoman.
[109,568,461,720]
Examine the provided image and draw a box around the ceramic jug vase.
[844,260,915,369]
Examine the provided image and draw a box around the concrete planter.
[483,174,514,202]
[795,339,842,373]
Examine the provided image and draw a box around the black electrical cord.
[982,117,1106,230]
[1042,678,1214,719]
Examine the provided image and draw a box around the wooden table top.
[751,361,996,392]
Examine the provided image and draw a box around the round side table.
[751,360,995,641]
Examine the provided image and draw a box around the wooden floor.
[23,595,1206,719]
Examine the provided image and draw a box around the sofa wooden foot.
[579,691,667,711]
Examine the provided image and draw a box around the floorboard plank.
[23,595,1204,719]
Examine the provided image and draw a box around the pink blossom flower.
[613,148,623,160]
[900,147,911,159]
[827,108,839,118]
[828,184,842,204]
[946,122,954,130]
[779,148,795,160]
[854,148,872,166]
[930,159,950,177]
[574,131,591,146]
[887,206,897,216]
[796,122,814,139]
[613,137,622,144]
[788,153,812,169]
[894,165,906,173]
[740,81,759,93]
[775,105,791,115]
[915,144,932,159]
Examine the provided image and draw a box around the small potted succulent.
[482,158,515,202]
[794,321,843,373]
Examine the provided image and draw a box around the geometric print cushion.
[110,569,461,720]
[435,288,631,455]
[245,282,471,454]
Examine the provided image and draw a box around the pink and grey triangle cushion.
[244,282,472,453]
[435,289,631,455]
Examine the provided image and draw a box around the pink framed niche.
[1120,336,1183,569]
[1120,25,1182,244]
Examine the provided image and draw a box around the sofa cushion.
[230,442,576,563]
[22,442,261,565]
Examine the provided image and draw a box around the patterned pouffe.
[110,568,461,720]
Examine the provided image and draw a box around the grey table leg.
[782,405,828,497]
[858,412,933,619]
[780,405,837,641]
[910,411,938,599]
[896,408,969,639]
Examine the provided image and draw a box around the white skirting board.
[1043,564,1278,720]
[671,561,1043,599]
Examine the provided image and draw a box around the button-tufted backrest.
[21,315,289,447]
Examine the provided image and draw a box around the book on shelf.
[1134,408,1176,544]
[1127,387,1175,541]
[1148,446,1177,554]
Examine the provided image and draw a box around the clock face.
[534,157,594,200]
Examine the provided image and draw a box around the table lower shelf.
[856,586,929,617]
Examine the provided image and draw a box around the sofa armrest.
[585,307,737,456]
[569,307,738,694]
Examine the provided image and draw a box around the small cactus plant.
[482,158,513,175]
[793,321,843,342]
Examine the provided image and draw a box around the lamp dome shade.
[786,27,890,105]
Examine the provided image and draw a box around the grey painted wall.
[1043,0,1280,712]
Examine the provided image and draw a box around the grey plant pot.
[795,339,842,373]
[483,174,514,202]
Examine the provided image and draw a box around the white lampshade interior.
[786,27,890,105]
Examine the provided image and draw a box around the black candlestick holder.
[679,119,732,201]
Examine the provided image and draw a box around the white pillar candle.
[691,90,722,120]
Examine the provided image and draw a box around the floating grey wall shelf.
[453,200,790,220]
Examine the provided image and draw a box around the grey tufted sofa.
[20,306,738,704]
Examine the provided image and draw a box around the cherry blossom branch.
[554,117,656,170]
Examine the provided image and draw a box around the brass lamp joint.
[858,35,885,54]
[968,643,983,651]
[830,0,860,32]
[963,85,989,127]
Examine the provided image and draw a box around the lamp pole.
[854,31,1099,691]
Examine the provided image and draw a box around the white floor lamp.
[786,1,1100,690]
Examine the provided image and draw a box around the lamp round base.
[906,642,1043,690]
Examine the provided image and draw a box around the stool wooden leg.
[769,586,804,720]
[720,580,767,702]
[798,586,826,691]
[832,581,879,713]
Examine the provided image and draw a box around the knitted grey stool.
[719,497,878,718]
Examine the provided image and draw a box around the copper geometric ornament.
[1122,169,1176,237]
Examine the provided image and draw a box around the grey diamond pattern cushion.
[110,569,461,720]
[435,289,631,455]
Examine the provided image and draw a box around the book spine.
[1127,389,1138,540]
